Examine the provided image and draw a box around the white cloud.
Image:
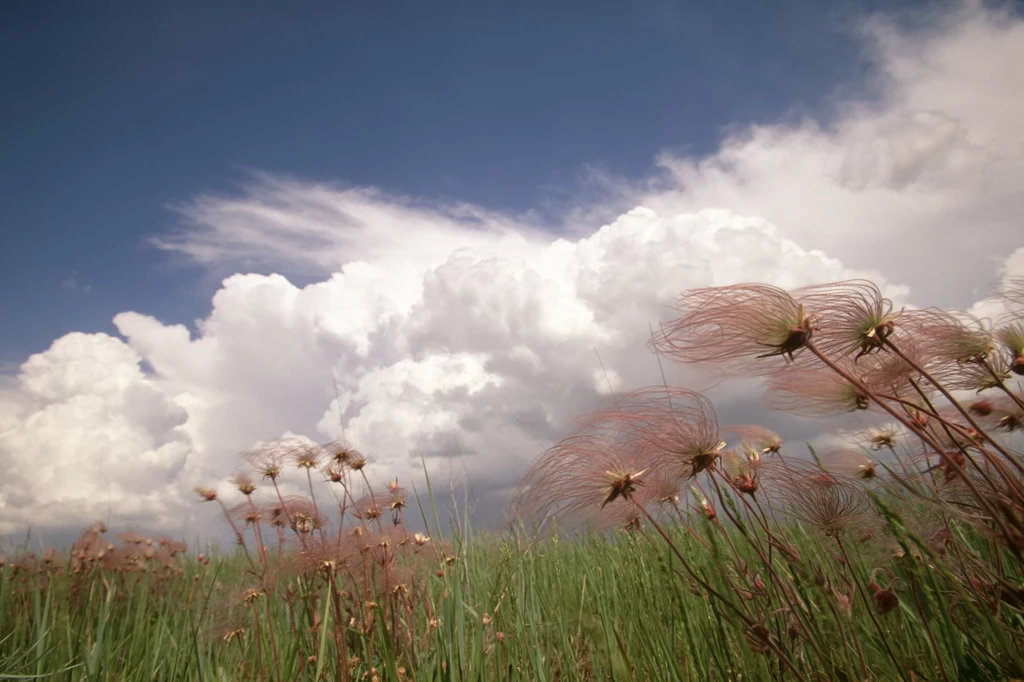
[0,206,891,534]
[2,1,1022,535]
[0,334,191,533]
[634,1,1024,306]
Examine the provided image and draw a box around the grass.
[2,490,1022,681]
[4,277,1024,680]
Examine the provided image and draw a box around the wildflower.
[268,505,287,529]
[194,486,218,502]
[906,308,995,364]
[637,468,684,510]
[386,481,408,524]
[651,283,815,373]
[603,469,648,508]
[117,530,146,545]
[582,387,725,480]
[512,431,655,526]
[413,532,430,546]
[868,569,900,616]
[787,618,803,644]
[352,498,383,522]
[846,424,902,451]
[721,448,760,495]
[232,472,257,496]
[920,450,966,484]
[290,442,324,470]
[693,494,716,521]
[898,309,1006,391]
[229,502,263,527]
[242,588,263,606]
[968,399,995,417]
[766,367,870,417]
[724,424,782,455]
[324,440,362,467]
[279,497,325,535]
[833,587,853,617]
[774,462,869,537]
[824,448,878,481]
[744,623,773,654]
[243,443,286,481]
[996,409,1022,433]
[997,322,1024,375]
[295,537,351,576]
[795,279,902,361]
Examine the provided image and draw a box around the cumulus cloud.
[0,333,191,533]
[2,1,1022,537]
[636,1,1024,306]
[1,207,883,535]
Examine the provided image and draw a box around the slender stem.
[901,378,1024,500]
[835,536,910,682]
[305,467,327,543]
[629,497,808,681]
[983,359,1024,411]
[806,341,1021,549]
[215,499,259,574]
[884,340,1024,478]
[908,572,952,682]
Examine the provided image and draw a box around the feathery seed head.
[232,472,257,496]
[194,486,217,503]
[795,280,901,361]
[651,283,814,374]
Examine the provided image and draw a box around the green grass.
[3,498,1022,681]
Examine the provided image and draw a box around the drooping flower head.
[843,423,904,452]
[652,283,815,374]
[996,322,1024,376]
[771,461,871,538]
[765,367,871,417]
[511,432,655,528]
[822,448,879,481]
[795,279,902,361]
[289,441,325,470]
[724,424,783,456]
[900,309,1000,390]
[580,387,725,481]
[243,441,288,481]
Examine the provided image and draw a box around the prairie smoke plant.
[773,462,870,537]
[996,322,1024,375]
[898,309,999,391]
[724,424,783,456]
[652,283,815,373]
[580,386,725,480]
[822,448,879,481]
[795,279,902,361]
[765,367,871,417]
[243,442,287,481]
[512,432,656,526]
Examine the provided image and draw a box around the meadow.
[2,278,1024,681]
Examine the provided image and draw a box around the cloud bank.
[2,1,1022,538]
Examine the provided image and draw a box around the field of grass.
[2,490,1022,681]
[3,278,1024,680]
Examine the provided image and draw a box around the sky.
[1,0,1023,542]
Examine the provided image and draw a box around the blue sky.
[0,0,919,368]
